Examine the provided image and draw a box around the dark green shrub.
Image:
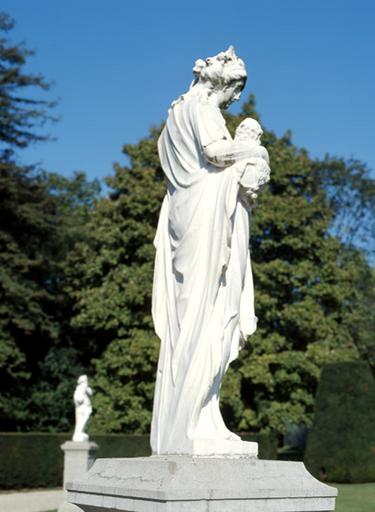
[304,361,375,483]
[0,433,150,489]
[242,432,278,460]
[0,432,276,489]
[94,434,151,459]
[0,433,70,489]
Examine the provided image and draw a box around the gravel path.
[0,488,63,512]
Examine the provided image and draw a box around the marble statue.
[151,46,270,456]
[72,375,93,442]
[66,47,337,512]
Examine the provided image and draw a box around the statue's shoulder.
[171,87,217,111]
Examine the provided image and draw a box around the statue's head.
[235,118,263,143]
[192,46,247,107]
[77,374,88,385]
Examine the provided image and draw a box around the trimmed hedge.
[0,432,277,490]
[242,432,278,460]
[0,433,70,490]
[304,361,375,483]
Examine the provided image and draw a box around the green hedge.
[0,433,70,490]
[304,361,375,483]
[0,432,277,490]
[242,432,278,460]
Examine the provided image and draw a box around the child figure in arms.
[234,117,270,207]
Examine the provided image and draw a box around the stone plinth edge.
[67,456,337,512]
[61,441,99,451]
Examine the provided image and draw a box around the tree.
[318,156,375,256]
[67,95,372,435]
[64,128,164,432]
[304,361,375,483]
[0,168,100,432]
[221,104,360,433]
[24,172,100,432]
[343,251,375,375]
[0,9,59,422]
[0,12,55,159]
[0,13,100,430]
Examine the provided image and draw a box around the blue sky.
[2,0,375,186]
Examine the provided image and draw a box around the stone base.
[61,441,99,483]
[67,455,337,511]
[59,441,98,512]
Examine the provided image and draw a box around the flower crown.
[192,46,247,85]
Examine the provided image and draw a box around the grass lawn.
[334,483,375,512]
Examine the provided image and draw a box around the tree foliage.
[64,128,164,432]
[0,12,56,158]
[66,97,372,434]
[304,361,375,483]
[343,252,375,374]
[222,103,360,432]
[0,11,57,427]
[318,157,375,255]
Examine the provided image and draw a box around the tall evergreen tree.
[0,12,100,430]
[0,11,57,428]
[0,13,55,158]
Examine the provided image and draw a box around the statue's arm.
[198,105,268,168]
[203,140,260,168]
[74,387,90,404]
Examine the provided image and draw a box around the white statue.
[72,375,93,442]
[151,47,270,455]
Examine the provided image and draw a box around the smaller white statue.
[72,375,93,442]
[234,117,270,207]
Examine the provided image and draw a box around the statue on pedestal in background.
[151,46,270,456]
[60,375,97,511]
[72,375,93,442]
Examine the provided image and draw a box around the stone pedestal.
[59,441,98,512]
[67,455,337,512]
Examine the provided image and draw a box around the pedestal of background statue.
[67,455,337,512]
[59,441,98,512]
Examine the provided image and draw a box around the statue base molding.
[67,455,337,512]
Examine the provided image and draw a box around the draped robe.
[150,86,257,454]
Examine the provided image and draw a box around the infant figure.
[234,118,270,207]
